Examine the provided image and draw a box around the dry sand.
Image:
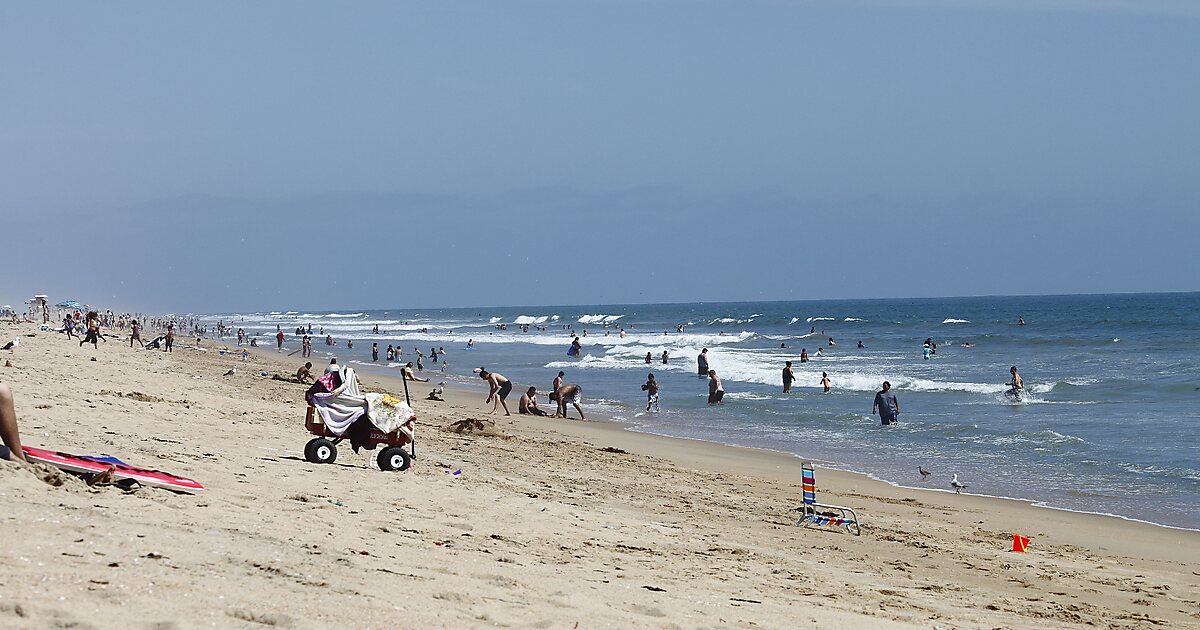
[1,322,1198,628]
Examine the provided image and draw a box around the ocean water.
[210,293,1200,529]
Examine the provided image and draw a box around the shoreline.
[5,322,1197,627]
[255,338,1200,535]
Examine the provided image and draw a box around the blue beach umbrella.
[55,300,82,309]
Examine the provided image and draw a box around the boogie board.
[22,446,205,493]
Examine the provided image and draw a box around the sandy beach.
[1,322,1198,629]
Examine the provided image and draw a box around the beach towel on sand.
[308,367,414,439]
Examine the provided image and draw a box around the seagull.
[2,338,17,352]
[223,367,236,376]
[951,473,969,494]
[918,466,931,481]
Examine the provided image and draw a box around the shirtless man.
[519,386,551,416]
[479,369,512,416]
[783,361,795,393]
[821,371,831,393]
[1006,366,1024,399]
[642,373,660,412]
[296,362,314,383]
[553,383,585,420]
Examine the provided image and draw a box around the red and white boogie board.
[22,446,205,493]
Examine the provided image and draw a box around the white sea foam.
[788,317,800,325]
[577,314,623,324]
[942,318,971,324]
[514,315,555,325]
[489,317,503,324]
[806,317,836,323]
[843,317,867,322]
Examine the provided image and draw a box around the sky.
[1,1,1197,313]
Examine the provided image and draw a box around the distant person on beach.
[1006,366,1024,399]
[63,316,76,339]
[0,383,29,463]
[276,330,284,351]
[478,369,513,416]
[519,386,551,416]
[697,348,709,377]
[551,383,585,420]
[404,362,429,383]
[707,370,724,404]
[80,312,104,349]
[642,373,660,412]
[783,361,795,393]
[372,342,379,361]
[129,319,142,348]
[163,324,174,353]
[821,372,831,393]
[872,381,900,425]
[296,362,314,383]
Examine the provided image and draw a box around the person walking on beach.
[163,324,174,353]
[783,361,796,393]
[276,330,284,351]
[551,383,585,420]
[697,348,709,378]
[642,373,660,412]
[1006,366,1024,400]
[479,369,513,416]
[821,371,831,393]
[707,370,724,404]
[129,319,142,348]
[872,381,900,425]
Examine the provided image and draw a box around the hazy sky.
[1,1,1196,313]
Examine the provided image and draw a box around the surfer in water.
[1006,366,1024,400]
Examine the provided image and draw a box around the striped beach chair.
[796,461,861,536]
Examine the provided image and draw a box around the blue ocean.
[211,293,1200,529]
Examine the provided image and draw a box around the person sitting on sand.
[478,369,513,416]
[0,383,28,463]
[551,383,585,420]
[325,358,339,374]
[296,362,314,383]
[403,362,429,382]
[519,386,551,416]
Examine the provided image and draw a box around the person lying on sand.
[0,383,28,463]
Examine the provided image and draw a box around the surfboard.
[22,446,205,493]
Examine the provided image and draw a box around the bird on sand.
[918,466,931,481]
[223,367,236,376]
[951,473,969,494]
[2,338,18,352]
